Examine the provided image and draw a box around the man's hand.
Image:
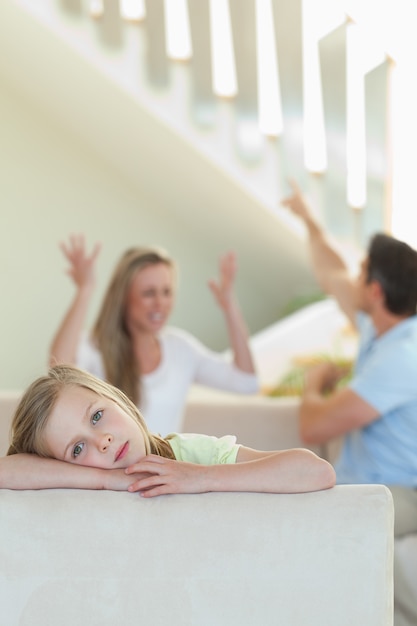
[304,361,351,395]
[281,179,317,224]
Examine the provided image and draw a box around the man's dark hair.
[367,233,417,316]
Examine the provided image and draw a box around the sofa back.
[183,388,324,454]
[0,485,393,626]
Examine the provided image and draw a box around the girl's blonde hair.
[91,246,175,406]
[7,364,175,460]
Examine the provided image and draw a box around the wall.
[0,1,317,390]
[0,77,201,387]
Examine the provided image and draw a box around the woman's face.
[43,386,147,469]
[125,262,175,335]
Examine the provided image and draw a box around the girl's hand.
[125,455,208,497]
[102,469,153,492]
[60,234,101,291]
[208,251,237,311]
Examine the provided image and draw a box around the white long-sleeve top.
[76,326,259,435]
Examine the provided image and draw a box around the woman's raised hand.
[208,250,255,374]
[208,251,237,311]
[60,234,101,291]
[49,235,102,366]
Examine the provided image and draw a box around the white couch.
[0,486,393,626]
[0,389,394,625]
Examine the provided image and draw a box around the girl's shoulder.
[167,432,239,465]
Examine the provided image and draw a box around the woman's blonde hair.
[7,364,175,460]
[91,246,175,406]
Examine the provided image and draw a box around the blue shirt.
[335,312,417,487]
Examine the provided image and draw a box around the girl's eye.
[73,443,84,458]
[91,410,102,425]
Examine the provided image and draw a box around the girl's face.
[43,386,147,469]
[125,262,175,335]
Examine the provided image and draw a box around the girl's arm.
[0,454,140,491]
[124,447,336,497]
[208,251,256,374]
[49,235,101,367]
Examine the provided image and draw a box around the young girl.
[49,236,258,436]
[1,365,335,496]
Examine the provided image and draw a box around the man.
[282,180,417,624]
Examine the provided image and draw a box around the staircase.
[2,0,398,241]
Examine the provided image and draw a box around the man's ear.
[369,280,385,304]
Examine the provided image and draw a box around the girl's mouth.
[115,442,129,462]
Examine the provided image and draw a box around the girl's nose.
[99,434,113,452]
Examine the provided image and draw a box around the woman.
[2,365,335,495]
[49,235,258,435]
